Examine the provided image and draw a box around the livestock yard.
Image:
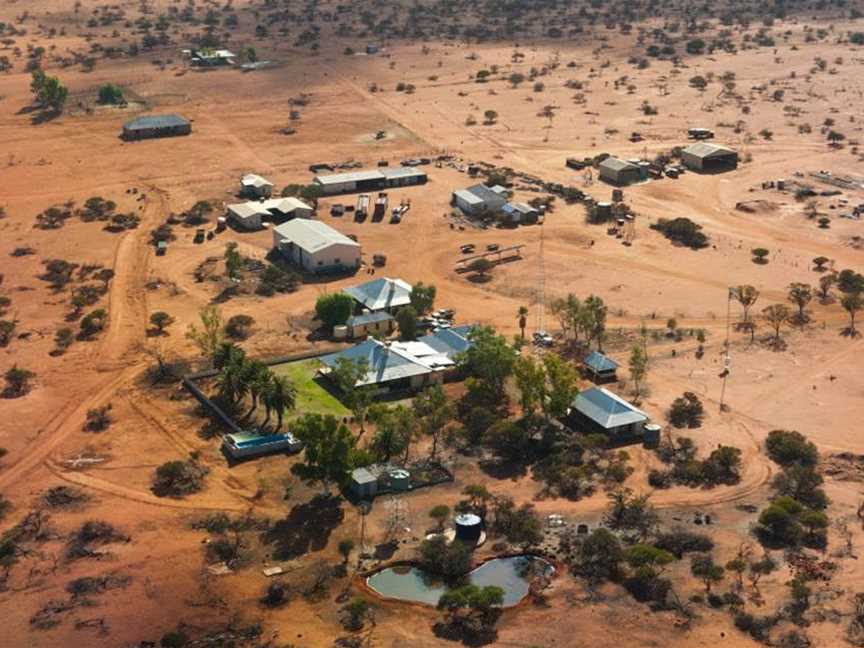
[1,1,864,647]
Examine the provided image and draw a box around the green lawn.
[271,359,349,419]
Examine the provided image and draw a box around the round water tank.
[389,469,410,491]
[643,423,661,449]
[454,513,482,543]
[333,325,348,340]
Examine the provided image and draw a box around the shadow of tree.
[261,494,344,560]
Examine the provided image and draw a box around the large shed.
[227,197,313,230]
[452,184,508,216]
[272,219,360,273]
[681,143,738,173]
[313,167,427,196]
[598,157,644,186]
[122,114,192,141]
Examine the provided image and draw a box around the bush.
[668,392,704,428]
[152,460,208,498]
[225,314,255,340]
[654,528,714,558]
[765,430,818,468]
[418,535,472,581]
[83,404,112,432]
[650,218,709,249]
[315,293,353,330]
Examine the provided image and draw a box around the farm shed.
[227,197,313,230]
[501,202,539,224]
[452,184,508,216]
[122,114,191,141]
[582,350,618,383]
[240,174,274,199]
[272,219,360,274]
[567,387,648,444]
[681,143,738,173]
[226,202,271,230]
[313,167,428,196]
[598,157,644,186]
[344,277,413,313]
[346,311,396,339]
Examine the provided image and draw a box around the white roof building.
[272,219,361,273]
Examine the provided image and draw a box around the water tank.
[389,469,410,491]
[596,202,612,219]
[333,325,348,340]
[643,423,661,449]
[454,513,482,543]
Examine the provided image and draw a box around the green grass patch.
[270,359,349,419]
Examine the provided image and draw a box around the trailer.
[373,192,389,221]
[355,194,371,221]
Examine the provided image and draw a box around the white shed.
[226,202,270,230]
[272,219,360,273]
[240,174,274,199]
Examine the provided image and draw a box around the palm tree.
[216,359,248,407]
[268,374,298,431]
[242,361,271,419]
[213,342,245,370]
[517,306,529,339]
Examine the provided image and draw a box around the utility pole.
[535,225,546,335]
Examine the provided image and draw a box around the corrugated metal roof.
[123,114,190,131]
[241,173,273,188]
[453,189,484,206]
[347,311,394,326]
[682,143,737,159]
[227,202,270,220]
[503,202,536,215]
[344,278,413,311]
[380,166,426,180]
[314,166,425,186]
[571,387,647,428]
[272,219,359,253]
[320,339,431,386]
[584,351,618,373]
[419,326,472,357]
[599,157,639,172]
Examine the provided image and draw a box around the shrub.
[225,314,255,340]
[83,404,112,432]
[152,460,208,497]
[668,392,704,428]
[765,430,818,468]
[654,529,714,558]
[315,293,353,330]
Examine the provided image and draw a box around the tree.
[413,384,454,459]
[732,285,760,323]
[516,306,529,340]
[337,538,355,564]
[314,292,353,331]
[550,293,581,341]
[629,343,648,398]
[429,504,450,531]
[513,355,546,416]
[460,326,515,405]
[186,305,224,358]
[817,273,836,302]
[765,430,819,468]
[483,109,498,125]
[703,446,743,485]
[31,70,68,112]
[786,283,813,324]
[264,374,297,431]
[761,304,790,344]
[409,282,436,314]
[841,291,864,336]
[690,555,725,593]
[827,130,846,146]
[812,256,830,272]
[668,392,704,428]
[837,269,864,294]
[291,414,359,493]
[224,242,243,280]
[578,528,624,581]
[543,352,578,418]
[756,496,805,546]
[751,248,770,264]
[625,544,675,576]
[419,535,472,581]
[396,305,418,341]
[772,464,828,510]
[508,72,525,87]
[332,357,372,437]
[149,311,174,334]
[3,365,35,398]
[604,488,658,539]
[467,257,494,279]
[580,295,607,349]
[368,404,415,462]
[79,308,108,338]
[97,83,124,105]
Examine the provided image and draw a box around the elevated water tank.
[454,513,482,543]
[389,469,410,491]
[333,325,348,340]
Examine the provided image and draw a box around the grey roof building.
[122,114,191,140]
[344,277,413,312]
[568,387,648,443]
[272,219,360,273]
[681,143,738,172]
[598,157,644,186]
[240,173,274,198]
[313,167,427,195]
[583,351,618,382]
[452,184,508,215]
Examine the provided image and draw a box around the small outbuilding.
[452,184,508,216]
[350,467,378,498]
[344,277,413,313]
[568,387,649,445]
[599,157,644,186]
[227,197,313,230]
[122,114,191,141]
[240,174,274,199]
[346,311,396,339]
[583,351,619,383]
[681,143,738,173]
[501,201,539,225]
[272,219,360,274]
[227,202,271,230]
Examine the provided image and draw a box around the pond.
[366,555,554,607]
